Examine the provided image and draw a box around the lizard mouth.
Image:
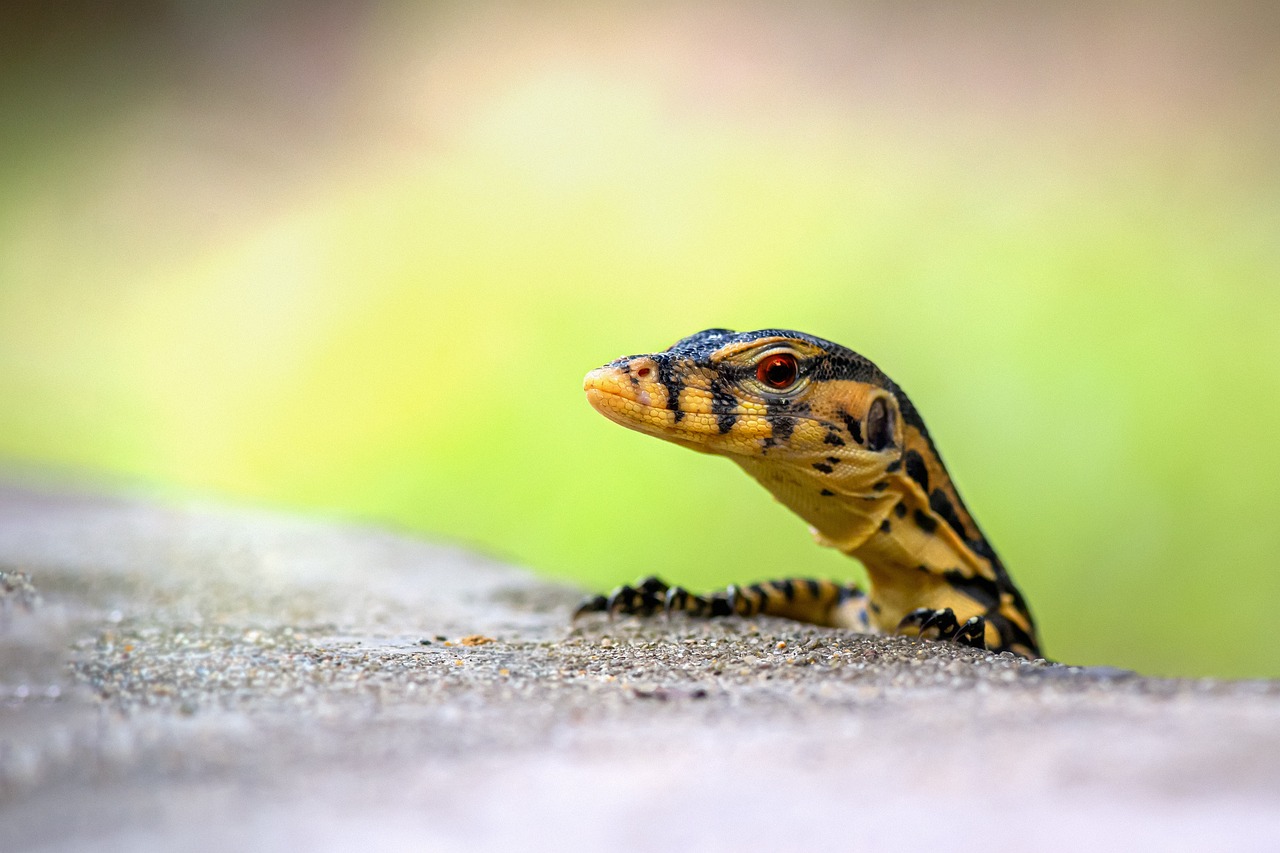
[584,365,722,454]
[583,366,665,430]
[584,366,648,404]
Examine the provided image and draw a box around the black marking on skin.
[826,456,841,465]
[929,489,968,541]
[885,459,902,473]
[998,612,1038,654]
[655,357,684,424]
[942,570,1000,610]
[872,481,889,491]
[967,538,1027,610]
[879,519,890,533]
[820,489,834,496]
[812,462,833,474]
[762,393,804,445]
[868,601,882,615]
[968,536,997,563]
[824,432,845,446]
[777,579,795,601]
[903,450,929,493]
[913,509,939,534]
[967,535,1008,573]
[894,502,907,518]
[708,378,739,434]
[805,579,822,599]
[917,565,929,573]
[840,412,863,444]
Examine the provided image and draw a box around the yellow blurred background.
[2,2,1278,677]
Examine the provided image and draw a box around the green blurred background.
[2,2,1278,678]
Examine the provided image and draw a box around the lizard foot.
[897,608,986,650]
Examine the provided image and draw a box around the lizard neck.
[851,487,994,633]
[733,450,1004,635]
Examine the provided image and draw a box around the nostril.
[636,367,651,378]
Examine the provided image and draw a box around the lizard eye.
[756,352,798,389]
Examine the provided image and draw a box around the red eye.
[756,352,799,389]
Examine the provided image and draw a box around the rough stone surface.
[1,482,1278,852]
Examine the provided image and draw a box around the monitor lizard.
[575,328,1041,658]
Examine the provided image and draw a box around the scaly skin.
[579,328,1040,658]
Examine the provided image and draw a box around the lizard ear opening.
[866,396,895,451]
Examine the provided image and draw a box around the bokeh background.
[2,1,1278,678]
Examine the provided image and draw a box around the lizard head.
[584,328,912,488]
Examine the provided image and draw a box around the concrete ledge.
[2,484,1278,852]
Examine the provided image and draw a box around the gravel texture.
[1,482,1278,852]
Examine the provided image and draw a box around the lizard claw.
[897,608,987,650]
[952,615,987,649]
[899,607,954,636]
[572,594,609,620]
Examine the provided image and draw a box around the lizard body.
[579,328,1040,658]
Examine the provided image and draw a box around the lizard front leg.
[575,576,869,631]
